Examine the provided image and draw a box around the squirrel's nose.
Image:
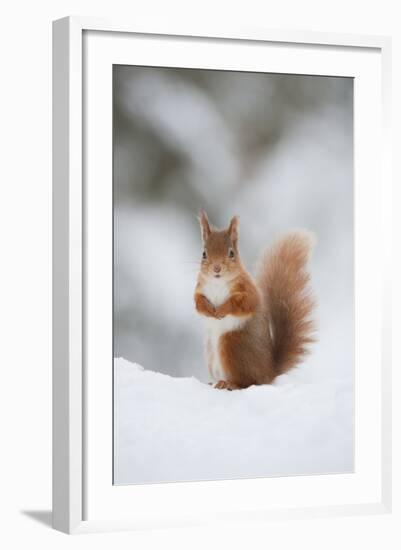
[213,264,221,273]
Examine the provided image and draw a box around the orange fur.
[194,213,316,389]
[215,276,259,318]
[256,232,316,374]
[194,292,216,317]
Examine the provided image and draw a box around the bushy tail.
[257,231,316,375]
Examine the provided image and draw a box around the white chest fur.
[200,277,247,382]
[202,277,230,307]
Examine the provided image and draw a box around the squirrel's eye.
[202,251,207,260]
[229,248,235,258]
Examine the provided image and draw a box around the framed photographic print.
[52,17,392,533]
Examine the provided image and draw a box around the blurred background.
[113,66,353,384]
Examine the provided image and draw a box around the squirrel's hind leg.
[214,380,242,390]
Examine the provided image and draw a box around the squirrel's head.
[198,210,241,280]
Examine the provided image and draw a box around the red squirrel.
[194,211,316,390]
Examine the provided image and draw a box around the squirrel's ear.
[228,215,240,247]
[198,210,211,243]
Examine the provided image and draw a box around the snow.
[114,357,353,485]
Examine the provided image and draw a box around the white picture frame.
[52,16,392,534]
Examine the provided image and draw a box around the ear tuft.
[198,210,211,243]
[228,215,240,247]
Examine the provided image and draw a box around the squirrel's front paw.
[206,305,218,318]
[214,306,227,319]
[195,294,217,318]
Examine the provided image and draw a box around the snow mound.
[114,358,353,485]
